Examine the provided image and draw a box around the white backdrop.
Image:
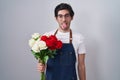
[0,0,120,80]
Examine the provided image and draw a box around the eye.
[57,14,70,18]
[65,14,70,17]
[57,15,63,18]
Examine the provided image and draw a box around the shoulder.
[43,29,56,35]
[72,31,85,41]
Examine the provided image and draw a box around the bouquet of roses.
[29,33,62,80]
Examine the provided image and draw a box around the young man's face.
[56,9,73,31]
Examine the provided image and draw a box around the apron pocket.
[60,51,76,65]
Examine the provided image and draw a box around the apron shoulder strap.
[70,29,72,43]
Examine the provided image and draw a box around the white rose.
[38,41,47,50]
[31,42,40,53]
[29,38,35,48]
[32,33,40,39]
[45,34,50,37]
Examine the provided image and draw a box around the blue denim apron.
[46,29,77,80]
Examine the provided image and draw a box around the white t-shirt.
[44,29,86,54]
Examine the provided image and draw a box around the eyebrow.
[58,13,70,15]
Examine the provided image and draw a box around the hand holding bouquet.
[29,33,62,80]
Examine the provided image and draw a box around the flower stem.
[39,59,46,80]
[41,72,45,80]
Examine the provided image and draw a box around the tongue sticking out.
[62,23,67,29]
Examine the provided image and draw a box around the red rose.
[41,35,62,50]
[41,35,48,41]
[46,39,56,50]
[56,40,62,49]
[45,40,53,47]
[49,35,57,41]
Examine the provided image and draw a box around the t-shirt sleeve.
[77,34,86,54]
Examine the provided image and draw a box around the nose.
[62,16,66,22]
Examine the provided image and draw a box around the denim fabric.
[46,43,77,80]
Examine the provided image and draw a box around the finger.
[38,63,45,66]
[37,67,45,72]
[37,66,45,72]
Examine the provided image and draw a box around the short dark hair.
[54,3,74,17]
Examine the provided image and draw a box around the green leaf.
[44,56,49,63]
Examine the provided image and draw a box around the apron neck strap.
[54,29,72,43]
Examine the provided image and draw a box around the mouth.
[61,23,67,28]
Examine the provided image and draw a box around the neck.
[58,28,70,33]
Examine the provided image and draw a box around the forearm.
[78,64,86,80]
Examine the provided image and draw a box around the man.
[37,3,86,80]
